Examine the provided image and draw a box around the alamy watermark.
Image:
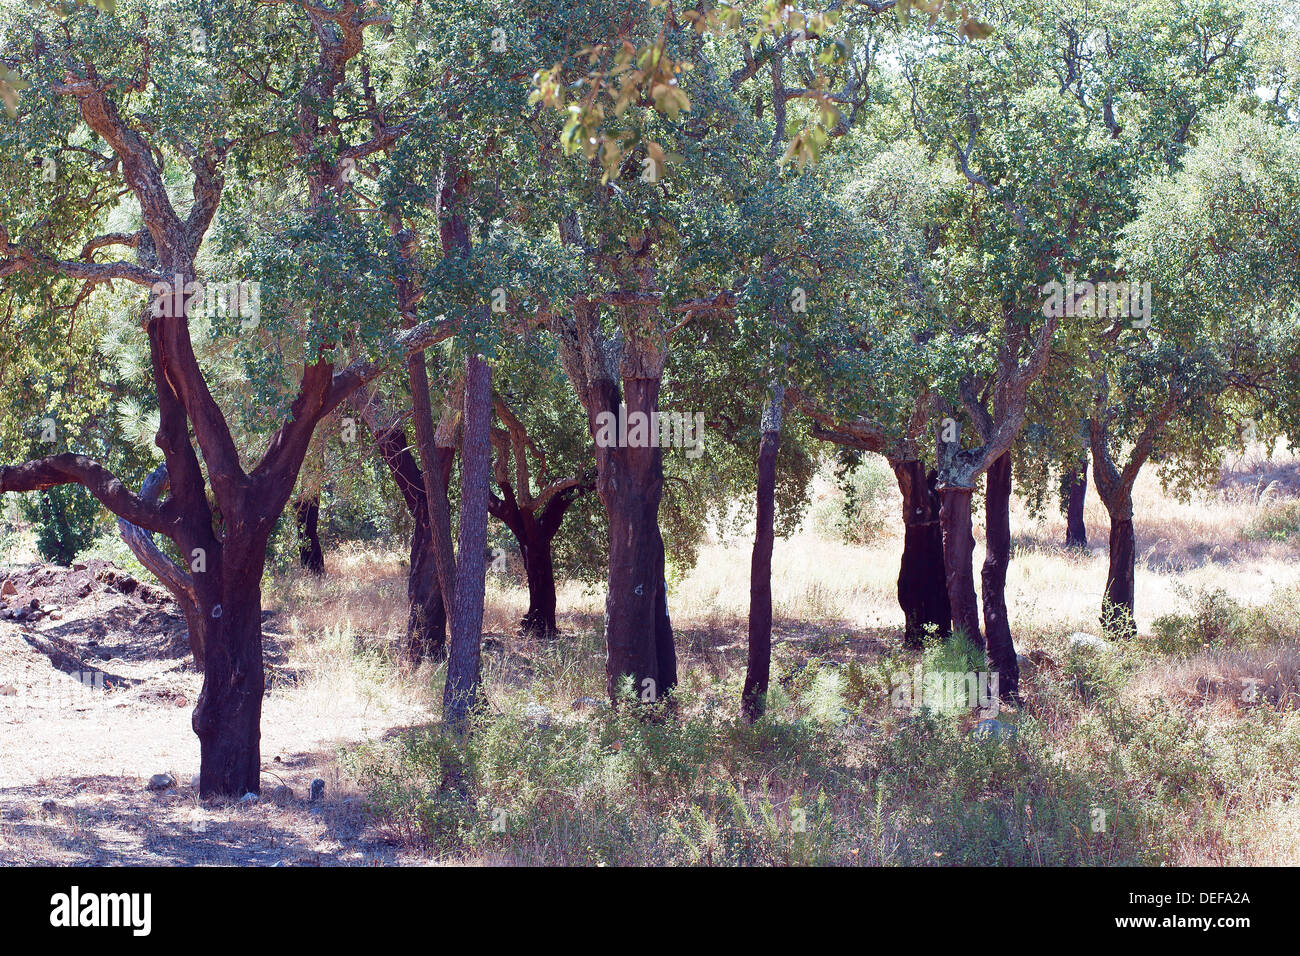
[889,665,1000,718]
[149,274,261,328]
[593,402,705,459]
[1041,273,1151,327]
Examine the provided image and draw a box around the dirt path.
[0,562,429,865]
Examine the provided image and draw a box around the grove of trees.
[2,0,1298,796]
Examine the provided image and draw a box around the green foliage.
[1243,501,1300,544]
[19,484,98,564]
[1150,587,1285,655]
[810,453,895,545]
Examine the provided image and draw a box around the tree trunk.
[601,374,677,706]
[520,522,559,638]
[444,354,491,732]
[293,496,325,575]
[939,486,982,647]
[1063,463,1088,549]
[743,386,782,722]
[490,485,564,639]
[1103,497,1137,639]
[192,544,267,799]
[405,511,448,662]
[980,452,1019,701]
[369,421,449,661]
[892,460,951,648]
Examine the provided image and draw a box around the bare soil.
[0,561,427,866]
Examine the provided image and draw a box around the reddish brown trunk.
[520,525,559,637]
[743,390,782,722]
[600,374,677,705]
[489,484,571,638]
[1064,463,1088,549]
[373,423,449,661]
[980,453,1019,700]
[192,539,267,798]
[1103,504,1137,639]
[444,354,491,731]
[940,486,982,646]
[893,460,951,647]
[294,496,325,575]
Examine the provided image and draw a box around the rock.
[147,773,176,791]
[524,702,552,725]
[239,792,259,805]
[0,684,15,696]
[28,598,39,610]
[270,785,294,805]
[971,718,1017,742]
[0,580,14,597]
[190,774,201,790]
[1067,632,1110,653]
[49,610,63,621]
[309,779,325,801]
[72,563,87,571]
[41,799,57,812]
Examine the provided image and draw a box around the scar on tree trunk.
[294,496,325,575]
[893,460,951,648]
[980,452,1020,702]
[191,539,269,799]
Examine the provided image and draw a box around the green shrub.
[809,456,895,545]
[1243,501,1300,543]
[20,486,99,565]
[1150,587,1277,655]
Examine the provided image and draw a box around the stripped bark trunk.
[1103,506,1137,637]
[892,460,951,647]
[743,384,783,722]
[981,452,1019,700]
[489,485,571,638]
[551,295,677,708]
[294,496,325,575]
[940,487,982,646]
[370,421,450,661]
[1063,462,1088,549]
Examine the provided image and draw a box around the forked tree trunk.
[490,484,581,639]
[444,354,491,732]
[520,523,559,637]
[552,295,677,708]
[1064,463,1088,549]
[294,496,325,575]
[939,486,982,646]
[743,385,783,722]
[980,453,1019,700]
[892,460,951,647]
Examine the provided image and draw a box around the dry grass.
[5,447,1300,865]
